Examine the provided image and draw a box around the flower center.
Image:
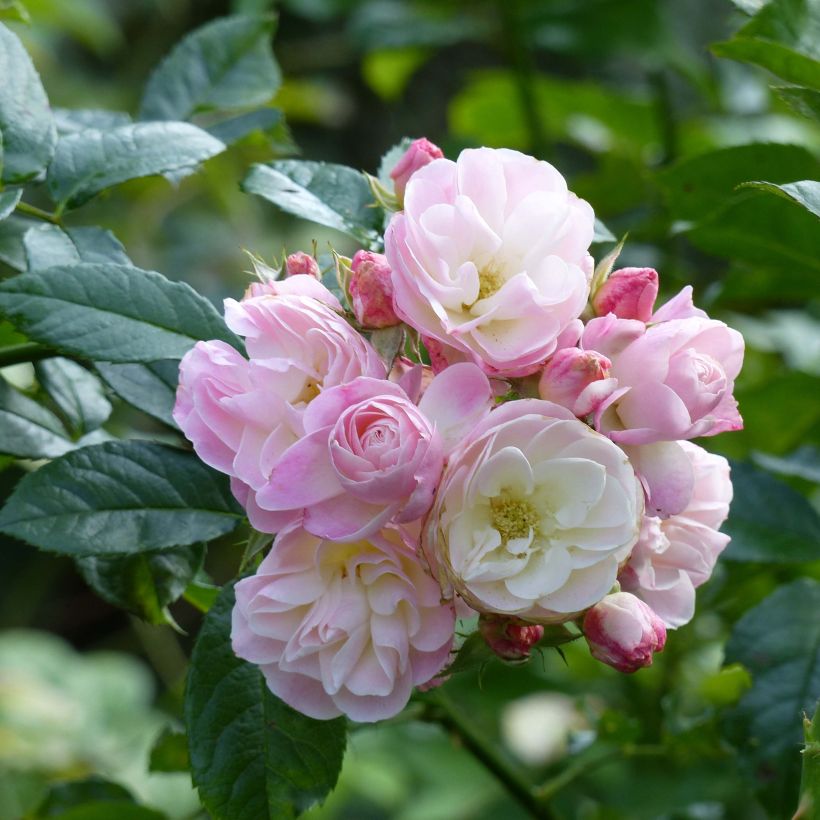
[491,494,539,543]
[477,264,504,301]
[296,379,320,404]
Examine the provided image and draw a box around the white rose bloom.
[424,399,643,622]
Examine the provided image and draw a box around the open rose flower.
[619,442,732,628]
[232,524,455,722]
[424,400,643,622]
[256,364,494,540]
[174,286,385,532]
[385,147,595,377]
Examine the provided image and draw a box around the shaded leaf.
[23,224,130,269]
[723,461,820,562]
[0,188,21,221]
[0,23,56,183]
[46,122,225,211]
[38,778,135,816]
[139,15,281,122]
[369,325,404,371]
[96,360,179,426]
[149,729,190,773]
[0,375,74,458]
[185,582,347,819]
[752,445,820,483]
[0,214,28,270]
[35,357,112,436]
[738,179,820,219]
[0,262,239,363]
[0,440,243,555]
[206,107,284,145]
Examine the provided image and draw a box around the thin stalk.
[424,688,556,819]
[0,342,53,368]
[15,201,62,225]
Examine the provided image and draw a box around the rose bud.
[390,137,444,203]
[592,267,659,322]
[285,251,321,279]
[479,614,545,662]
[583,592,666,673]
[538,347,616,417]
[349,250,401,328]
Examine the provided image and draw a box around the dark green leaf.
[183,578,220,612]
[23,224,131,269]
[724,578,820,813]
[723,461,820,562]
[444,631,496,676]
[0,375,74,458]
[0,187,21,220]
[96,360,179,426]
[0,23,56,184]
[139,15,281,122]
[45,804,166,820]
[774,84,820,119]
[206,107,283,145]
[149,729,190,773]
[0,440,243,555]
[0,214,28,270]
[76,543,205,623]
[659,143,820,221]
[185,583,347,819]
[713,37,820,87]
[46,122,225,211]
[38,778,135,816]
[35,357,111,436]
[752,445,820,483]
[0,262,239,362]
[242,160,381,244]
[738,179,820,219]
[53,107,132,135]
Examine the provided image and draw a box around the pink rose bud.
[349,250,401,329]
[285,251,321,279]
[538,347,616,417]
[583,592,666,673]
[479,614,545,662]
[390,137,444,203]
[592,267,659,322]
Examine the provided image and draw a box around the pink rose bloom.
[385,147,595,377]
[174,290,385,532]
[231,524,456,722]
[424,399,643,622]
[349,250,401,328]
[584,292,744,445]
[583,591,666,673]
[592,267,659,322]
[538,348,617,418]
[242,272,343,312]
[390,137,444,202]
[619,442,732,628]
[256,363,494,540]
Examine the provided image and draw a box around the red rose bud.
[285,251,321,279]
[538,347,615,417]
[350,250,401,328]
[592,267,659,322]
[390,137,444,203]
[583,592,666,674]
[479,614,544,662]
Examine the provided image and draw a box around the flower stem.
[423,688,556,819]
[15,201,62,225]
[0,342,53,368]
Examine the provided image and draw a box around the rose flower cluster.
[174,141,744,722]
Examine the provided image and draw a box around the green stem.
[0,342,53,368]
[15,201,62,225]
[424,688,556,819]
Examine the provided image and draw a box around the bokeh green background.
[1,0,818,818]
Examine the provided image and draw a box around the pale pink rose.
[242,272,343,312]
[349,250,400,328]
[650,285,707,323]
[424,399,643,622]
[479,614,544,662]
[174,292,385,532]
[583,591,666,673]
[619,442,732,628]
[592,267,659,322]
[256,364,494,540]
[388,356,435,404]
[390,137,444,202]
[583,302,744,445]
[285,251,321,279]
[385,147,595,377]
[231,524,456,722]
[538,348,617,417]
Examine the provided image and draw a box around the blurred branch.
[15,201,63,225]
[423,688,557,819]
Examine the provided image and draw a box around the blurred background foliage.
[0,0,818,818]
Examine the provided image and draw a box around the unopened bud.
[285,251,321,279]
[479,614,544,662]
[390,138,444,204]
[592,267,659,322]
[538,348,615,417]
[350,250,401,329]
[583,592,666,674]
